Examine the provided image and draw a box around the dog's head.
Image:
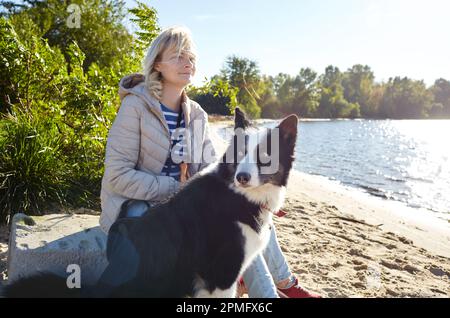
[216,107,298,207]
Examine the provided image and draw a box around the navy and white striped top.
[160,102,185,181]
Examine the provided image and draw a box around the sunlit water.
[218,120,450,219]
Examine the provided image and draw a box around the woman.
[100,26,320,298]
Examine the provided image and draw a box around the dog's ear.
[234,107,251,130]
[277,114,298,143]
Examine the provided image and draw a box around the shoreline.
[286,170,450,258]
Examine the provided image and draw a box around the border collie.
[2,108,298,298]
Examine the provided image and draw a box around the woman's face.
[155,47,196,88]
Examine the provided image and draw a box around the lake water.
[219,119,450,220]
[291,120,450,219]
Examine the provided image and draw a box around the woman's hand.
[179,162,190,184]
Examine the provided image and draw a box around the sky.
[124,0,450,87]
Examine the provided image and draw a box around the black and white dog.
[3,108,298,298]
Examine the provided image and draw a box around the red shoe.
[274,209,287,217]
[236,277,247,297]
[277,277,322,298]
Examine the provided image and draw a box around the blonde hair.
[143,26,197,100]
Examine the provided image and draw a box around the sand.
[275,170,450,297]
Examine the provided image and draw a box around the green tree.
[290,68,320,117]
[317,65,360,118]
[380,77,433,119]
[366,83,385,118]
[257,75,282,118]
[220,55,261,118]
[128,0,160,46]
[275,69,320,117]
[430,78,450,118]
[342,64,375,117]
[188,75,238,115]
[0,15,67,113]
[271,73,290,96]
[2,0,138,72]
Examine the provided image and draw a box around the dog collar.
[260,204,287,217]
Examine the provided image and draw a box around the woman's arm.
[102,97,179,202]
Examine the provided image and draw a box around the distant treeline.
[189,60,450,120]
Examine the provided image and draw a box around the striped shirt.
[160,102,185,181]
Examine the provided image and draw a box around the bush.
[0,1,160,223]
[0,107,69,223]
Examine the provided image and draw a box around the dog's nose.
[236,172,251,185]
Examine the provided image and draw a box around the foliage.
[0,0,159,222]
[188,75,238,115]
[0,105,68,223]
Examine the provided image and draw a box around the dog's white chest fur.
[237,211,272,275]
[192,214,272,299]
[231,184,286,277]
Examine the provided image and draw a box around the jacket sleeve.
[102,97,179,202]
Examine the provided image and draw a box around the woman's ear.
[154,63,161,72]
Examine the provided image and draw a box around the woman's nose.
[183,59,194,68]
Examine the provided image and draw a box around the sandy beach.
[276,170,450,297]
[0,121,449,298]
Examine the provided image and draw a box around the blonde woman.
[99,26,320,298]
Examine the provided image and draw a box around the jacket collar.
[118,73,193,133]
